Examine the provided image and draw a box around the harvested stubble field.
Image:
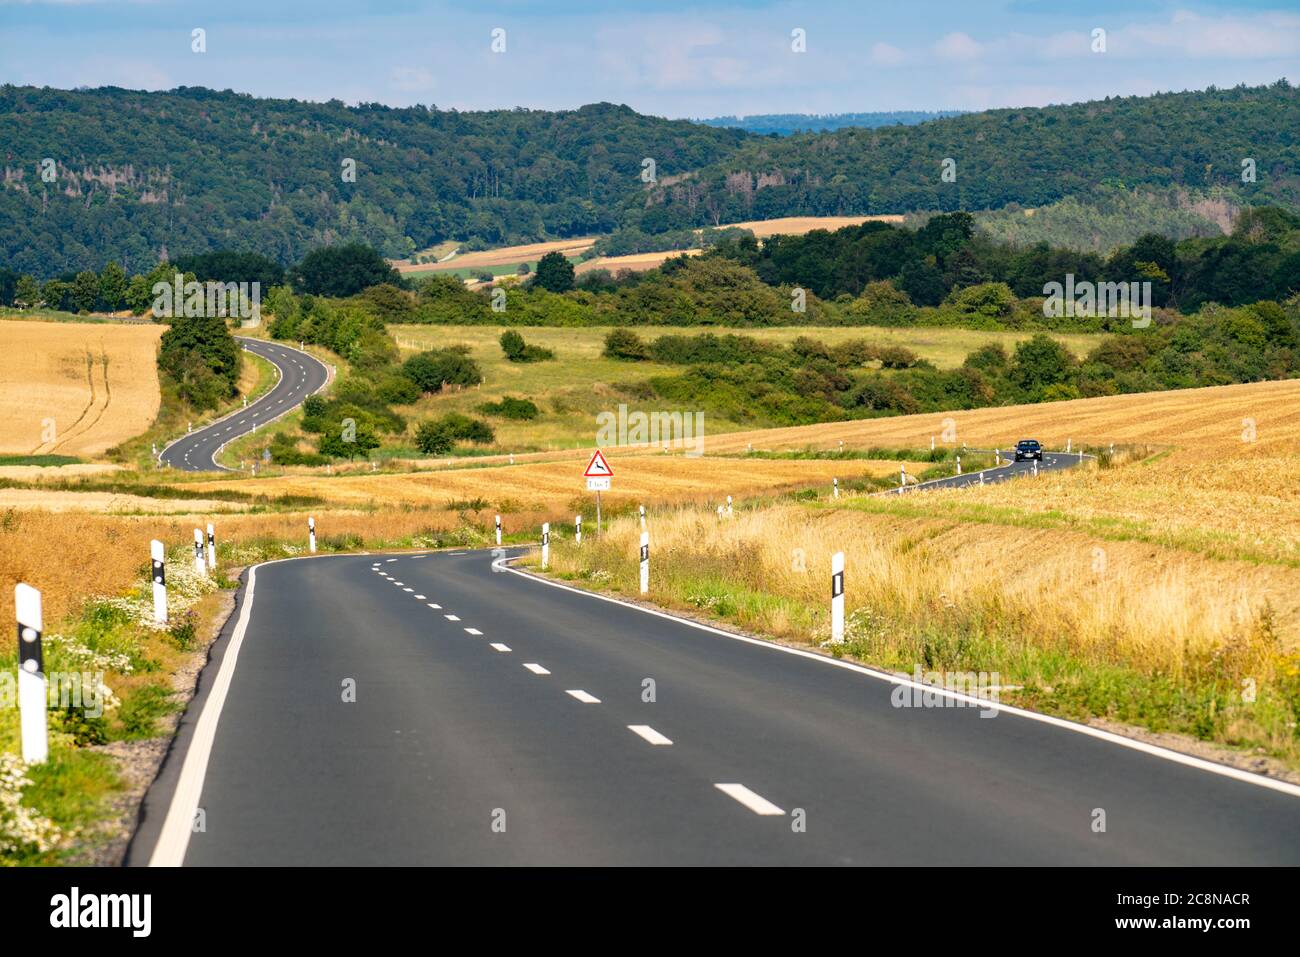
[0,320,163,457]
[185,453,902,510]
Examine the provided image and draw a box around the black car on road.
[1014,439,1044,462]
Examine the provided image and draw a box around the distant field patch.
[0,319,163,457]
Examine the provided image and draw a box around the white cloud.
[933,32,983,61]
[870,41,907,67]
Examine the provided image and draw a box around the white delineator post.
[639,505,646,530]
[308,516,316,553]
[206,523,216,570]
[541,523,550,569]
[726,495,733,516]
[930,436,935,451]
[995,449,1001,466]
[639,531,649,595]
[1032,459,1039,477]
[956,456,962,475]
[830,552,845,644]
[15,583,48,764]
[900,465,906,488]
[495,514,502,546]
[193,528,206,576]
[575,514,582,546]
[151,539,167,625]
[833,477,839,499]
[1066,438,1072,453]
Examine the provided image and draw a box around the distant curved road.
[892,448,1091,494]
[159,338,330,472]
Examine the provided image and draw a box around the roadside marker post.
[899,465,906,488]
[575,514,582,546]
[639,531,649,595]
[833,477,839,499]
[495,514,502,546]
[206,523,217,570]
[541,523,550,570]
[717,505,724,520]
[980,471,985,486]
[830,552,845,644]
[151,539,167,625]
[930,436,935,451]
[15,583,48,764]
[995,449,1001,466]
[726,495,733,516]
[1067,438,1073,453]
[308,516,316,553]
[193,528,206,576]
[956,456,962,475]
[639,505,646,530]
[1032,460,1039,477]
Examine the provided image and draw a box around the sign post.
[584,450,614,538]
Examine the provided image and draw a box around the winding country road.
[158,338,330,472]
[129,547,1300,866]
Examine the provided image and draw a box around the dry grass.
[0,508,525,635]
[0,320,163,457]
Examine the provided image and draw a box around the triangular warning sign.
[584,449,614,477]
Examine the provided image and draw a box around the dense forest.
[627,82,1299,232]
[1,82,1296,278]
[0,86,745,277]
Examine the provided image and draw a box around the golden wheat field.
[0,320,163,456]
[186,453,902,510]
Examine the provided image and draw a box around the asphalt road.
[158,338,329,472]
[893,448,1090,494]
[129,547,1300,866]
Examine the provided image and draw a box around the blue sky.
[1,0,1297,116]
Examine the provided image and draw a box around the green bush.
[479,396,539,420]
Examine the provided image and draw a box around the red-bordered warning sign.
[584,449,613,477]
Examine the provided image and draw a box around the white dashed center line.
[413,594,426,600]
[627,725,673,746]
[565,690,600,704]
[426,603,442,609]
[523,663,550,675]
[714,783,785,816]
[464,628,482,635]
[402,588,413,592]
[444,614,460,621]
[489,643,511,653]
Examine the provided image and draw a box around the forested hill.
[629,82,1299,232]
[1,82,1297,278]
[0,86,747,277]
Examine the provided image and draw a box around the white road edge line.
[148,561,263,865]
[628,724,673,746]
[566,689,600,703]
[492,553,1300,799]
[715,783,785,816]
